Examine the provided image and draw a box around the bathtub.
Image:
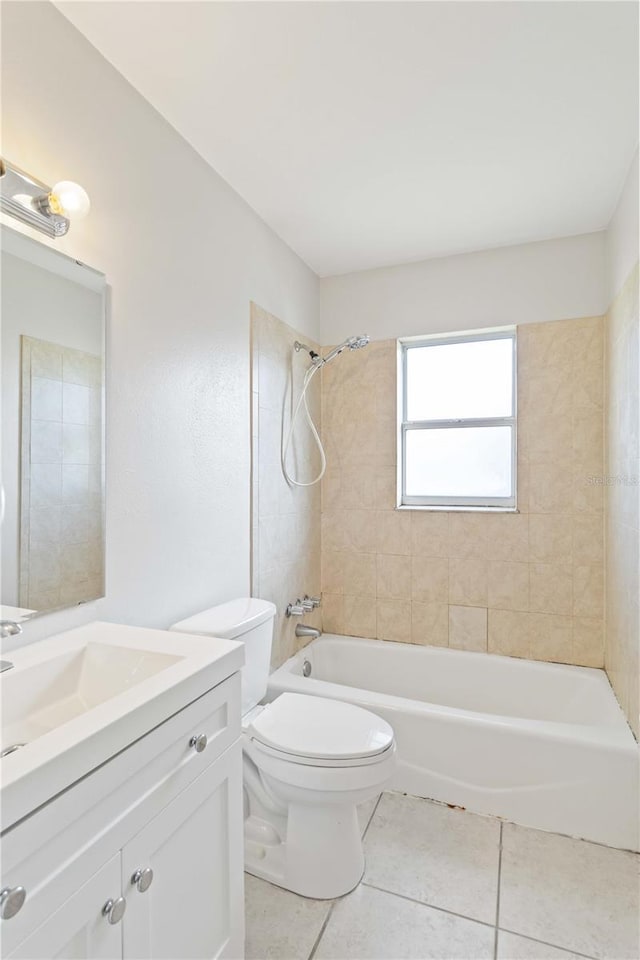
[267,635,639,851]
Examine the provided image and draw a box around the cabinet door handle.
[189,733,208,753]
[0,886,26,920]
[131,867,154,893]
[102,896,126,924]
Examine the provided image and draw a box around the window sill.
[396,505,520,513]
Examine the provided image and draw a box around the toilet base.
[244,802,365,899]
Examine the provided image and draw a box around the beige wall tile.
[449,605,488,652]
[321,594,344,634]
[528,463,573,514]
[344,552,377,597]
[411,601,449,646]
[529,613,573,663]
[573,563,604,618]
[572,408,604,471]
[322,511,346,552]
[529,563,572,615]
[524,409,573,465]
[376,509,412,555]
[572,464,604,514]
[486,513,529,561]
[529,515,573,563]
[318,313,607,671]
[448,514,489,559]
[573,617,604,667]
[411,512,449,557]
[449,558,488,607]
[377,599,411,643]
[377,554,412,600]
[487,561,529,611]
[252,306,322,666]
[572,515,604,564]
[488,609,531,659]
[411,556,449,603]
[322,550,344,595]
[343,595,377,638]
[344,509,378,554]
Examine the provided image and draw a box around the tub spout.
[295,624,320,640]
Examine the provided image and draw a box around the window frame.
[397,327,517,511]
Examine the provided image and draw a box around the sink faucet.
[1,620,22,639]
[0,620,22,673]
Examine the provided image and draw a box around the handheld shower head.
[322,334,370,365]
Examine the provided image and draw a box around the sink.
[1,621,244,831]
[2,643,181,748]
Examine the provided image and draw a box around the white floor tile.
[363,792,501,923]
[357,794,380,837]
[497,931,593,960]
[244,874,331,960]
[315,884,495,960]
[499,823,640,960]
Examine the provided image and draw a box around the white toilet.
[171,597,396,899]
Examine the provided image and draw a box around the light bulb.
[48,181,90,220]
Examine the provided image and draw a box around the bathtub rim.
[268,634,637,754]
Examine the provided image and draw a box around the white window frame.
[397,327,517,511]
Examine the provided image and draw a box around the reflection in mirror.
[1,227,106,620]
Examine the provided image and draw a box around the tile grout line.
[361,881,496,930]
[307,902,336,960]
[494,820,503,960]
[362,880,601,960]
[497,928,599,960]
[362,793,383,840]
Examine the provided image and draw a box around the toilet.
[171,597,396,899]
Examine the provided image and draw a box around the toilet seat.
[245,692,394,766]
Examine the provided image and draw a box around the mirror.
[1,226,106,621]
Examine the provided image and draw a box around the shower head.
[322,334,370,365]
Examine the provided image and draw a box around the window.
[398,329,516,509]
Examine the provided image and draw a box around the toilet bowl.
[171,598,396,899]
[243,692,395,898]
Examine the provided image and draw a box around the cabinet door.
[122,741,244,960]
[6,854,123,960]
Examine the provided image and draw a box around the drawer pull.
[131,867,154,893]
[102,896,126,924]
[0,886,26,920]
[189,733,208,753]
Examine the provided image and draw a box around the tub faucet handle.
[304,595,321,608]
[286,602,305,617]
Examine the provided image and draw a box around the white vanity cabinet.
[1,672,244,960]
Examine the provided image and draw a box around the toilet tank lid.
[170,598,276,640]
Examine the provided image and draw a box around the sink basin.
[2,643,180,748]
[1,621,244,831]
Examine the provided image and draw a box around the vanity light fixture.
[0,158,90,238]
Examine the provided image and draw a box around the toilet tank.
[170,598,276,714]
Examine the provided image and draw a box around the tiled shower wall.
[320,316,606,667]
[251,304,322,668]
[604,264,639,737]
[20,336,104,610]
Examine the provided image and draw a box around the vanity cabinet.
[121,747,243,960]
[1,673,244,960]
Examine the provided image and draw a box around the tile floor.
[245,792,640,960]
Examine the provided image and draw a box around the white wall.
[0,1,318,646]
[605,147,639,305]
[320,232,606,344]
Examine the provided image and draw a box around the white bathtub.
[267,635,639,851]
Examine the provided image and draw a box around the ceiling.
[57,1,638,277]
